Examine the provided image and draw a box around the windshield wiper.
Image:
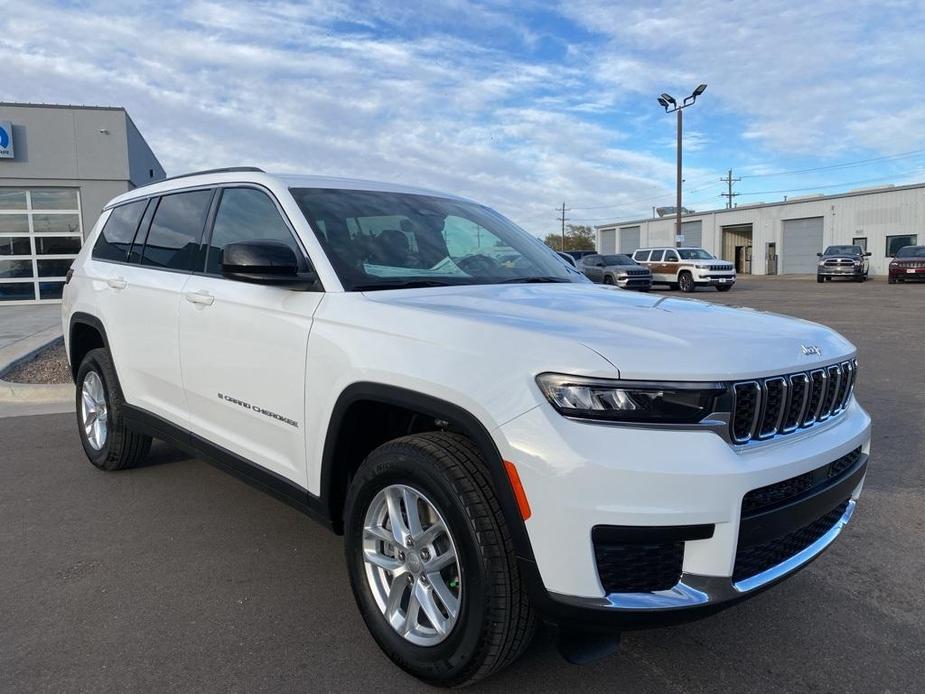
[353,279,459,291]
[496,276,573,284]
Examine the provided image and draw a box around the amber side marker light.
[503,460,532,521]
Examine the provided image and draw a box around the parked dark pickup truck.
[817,245,871,282]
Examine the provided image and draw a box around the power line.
[736,170,925,197]
[739,148,925,178]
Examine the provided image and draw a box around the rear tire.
[344,432,537,687]
[75,348,151,470]
[888,277,896,284]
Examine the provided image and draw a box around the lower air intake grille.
[593,541,683,593]
[733,500,848,582]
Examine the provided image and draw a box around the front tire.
[678,271,695,293]
[344,432,536,687]
[75,348,151,470]
[817,275,824,283]
[603,275,614,285]
[716,284,732,292]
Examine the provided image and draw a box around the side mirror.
[222,240,317,290]
[865,252,872,256]
[816,252,822,257]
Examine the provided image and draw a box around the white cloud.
[3,0,924,233]
[560,0,925,156]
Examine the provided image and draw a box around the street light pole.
[676,107,682,248]
[657,84,707,248]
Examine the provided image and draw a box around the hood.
[364,283,854,381]
[604,263,650,272]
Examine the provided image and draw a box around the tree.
[543,224,595,252]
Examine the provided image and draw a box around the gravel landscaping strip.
[2,338,71,384]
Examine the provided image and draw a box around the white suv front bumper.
[496,397,870,604]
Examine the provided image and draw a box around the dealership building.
[0,103,165,303]
[596,183,924,276]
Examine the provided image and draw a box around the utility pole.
[657,84,707,248]
[557,202,570,251]
[720,169,740,209]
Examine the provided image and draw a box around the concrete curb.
[0,378,72,404]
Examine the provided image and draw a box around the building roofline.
[594,180,925,229]
[0,101,127,112]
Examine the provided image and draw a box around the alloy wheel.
[80,371,108,450]
[362,484,462,647]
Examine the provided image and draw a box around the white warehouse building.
[595,183,924,276]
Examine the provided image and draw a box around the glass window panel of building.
[0,188,82,302]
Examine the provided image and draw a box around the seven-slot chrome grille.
[730,359,857,444]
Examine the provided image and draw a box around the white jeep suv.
[62,168,871,686]
[633,246,736,292]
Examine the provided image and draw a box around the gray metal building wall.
[0,103,164,303]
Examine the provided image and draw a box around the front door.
[177,186,323,488]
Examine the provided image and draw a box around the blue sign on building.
[0,121,14,158]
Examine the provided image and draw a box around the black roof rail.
[162,166,265,182]
[136,166,266,190]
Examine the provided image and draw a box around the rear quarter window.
[92,200,148,262]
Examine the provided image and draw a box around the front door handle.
[185,290,215,306]
[106,277,127,290]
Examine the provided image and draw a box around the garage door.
[619,226,640,254]
[781,217,824,274]
[599,228,616,254]
[681,220,702,248]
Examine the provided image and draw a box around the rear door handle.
[106,277,127,290]
[185,290,214,306]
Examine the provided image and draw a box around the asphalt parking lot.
[1,276,923,693]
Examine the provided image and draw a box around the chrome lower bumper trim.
[551,499,856,612]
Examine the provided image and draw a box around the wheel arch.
[68,312,111,381]
[320,382,538,567]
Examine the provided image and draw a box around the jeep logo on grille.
[801,344,823,357]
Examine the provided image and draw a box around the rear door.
[581,254,603,282]
[647,249,668,281]
[89,189,213,426]
[177,186,323,487]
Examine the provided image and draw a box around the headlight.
[536,373,725,424]
[694,263,710,269]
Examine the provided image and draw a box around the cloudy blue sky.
[4,0,925,235]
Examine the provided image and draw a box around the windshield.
[290,188,583,290]
[824,245,862,256]
[602,254,635,265]
[677,248,714,260]
[896,246,925,258]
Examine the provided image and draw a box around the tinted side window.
[665,250,679,262]
[141,190,213,271]
[634,250,650,262]
[581,254,599,266]
[205,188,302,275]
[650,250,664,261]
[92,200,147,262]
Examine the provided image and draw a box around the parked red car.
[889,246,925,283]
